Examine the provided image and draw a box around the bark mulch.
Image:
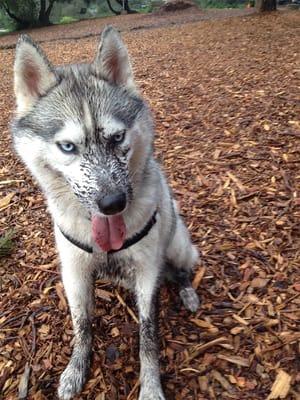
[1,8,300,400]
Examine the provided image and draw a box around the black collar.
[59,210,157,255]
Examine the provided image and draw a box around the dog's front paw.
[139,385,166,400]
[58,357,89,400]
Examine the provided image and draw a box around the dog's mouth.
[91,214,126,252]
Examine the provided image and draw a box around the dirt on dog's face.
[12,29,154,251]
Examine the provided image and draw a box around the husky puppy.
[12,26,200,400]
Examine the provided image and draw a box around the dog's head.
[12,27,154,251]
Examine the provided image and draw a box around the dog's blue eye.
[57,142,76,154]
[112,130,126,144]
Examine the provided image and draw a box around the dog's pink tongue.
[92,214,126,252]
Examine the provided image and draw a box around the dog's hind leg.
[165,263,200,312]
[56,234,94,400]
[166,216,200,312]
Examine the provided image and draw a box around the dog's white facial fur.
[55,120,85,145]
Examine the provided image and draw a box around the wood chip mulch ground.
[0,8,299,400]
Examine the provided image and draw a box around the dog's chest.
[95,253,136,289]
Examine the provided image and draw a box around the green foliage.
[0,229,15,258]
[0,0,56,29]
[51,0,112,23]
[132,0,161,13]
[0,9,15,31]
[0,0,39,28]
[4,0,39,20]
[59,15,78,24]
[137,1,160,13]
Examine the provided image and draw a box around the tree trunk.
[256,0,276,11]
[39,0,46,21]
[106,0,121,15]
[45,0,55,22]
[38,0,55,26]
[115,0,138,13]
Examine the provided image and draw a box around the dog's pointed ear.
[14,35,57,116]
[94,26,136,91]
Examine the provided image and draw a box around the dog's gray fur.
[12,27,199,400]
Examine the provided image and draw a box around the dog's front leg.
[135,263,165,400]
[57,244,94,400]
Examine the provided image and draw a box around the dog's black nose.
[97,192,126,215]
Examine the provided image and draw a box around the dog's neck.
[58,209,158,255]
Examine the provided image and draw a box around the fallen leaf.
[0,192,15,209]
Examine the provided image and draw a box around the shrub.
[59,15,78,24]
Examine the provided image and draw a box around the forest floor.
[0,7,300,400]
